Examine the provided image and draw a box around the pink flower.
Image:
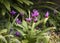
[45,11,49,18]
[15,31,20,36]
[16,18,21,24]
[26,18,32,22]
[10,10,16,15]
[31,9,39,17]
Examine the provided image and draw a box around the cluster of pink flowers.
[10,10,22,24]
[25,9,49,23]
[10,9,49,36]
[26,9,39,23]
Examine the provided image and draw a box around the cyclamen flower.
[31,9,39,17]
[15,31,20,36]
[26,18,32,22]
[10,10,16,15]
[45,11,49,18]
[16,18,21,24]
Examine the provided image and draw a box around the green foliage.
[0,0,60,43]
[31,1,60,31]
[0,0,33,15]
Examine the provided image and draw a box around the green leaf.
[30,23,36,38]
[0,29,7,34]
[3,0,10,11]
[31,23,35,31]
[22,40,28,43]
[22,20,28,29]
[17,29,26,36]
[22,0,33,5]
[42,27,56,33]
[17,0,33,5]
[21,20,28,32]
[11,38,21,43]
[5,35,14,38]
[44,17,49,24]
[49,19,56,26]
[12,4,26,14]
[0,35,7,43]
[9,14,20,29]
[35,19,44,27]
[37,27,56,36]
[17,0,23,4]
[41,2,57,6]
[15,23,25,29]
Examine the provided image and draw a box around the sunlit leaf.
[11,38,21,43]
[0,35,7,43]
[0,29,7,34]
[22,20,28,29]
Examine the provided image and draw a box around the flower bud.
[10,10,16,15]
[45,11,49,18]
